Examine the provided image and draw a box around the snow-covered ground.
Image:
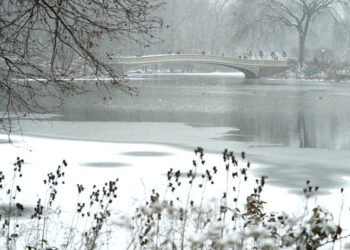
[1,134,350,248]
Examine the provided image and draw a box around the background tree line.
[109,0,350,67]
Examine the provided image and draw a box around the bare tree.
[210,0,230,54]
[0,0,163,135]
[260,0,347,69]
[159,0,205,53]
[228,0,284,56]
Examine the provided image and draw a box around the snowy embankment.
[0,135,349,249]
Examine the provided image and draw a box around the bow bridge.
[113,54,289,78]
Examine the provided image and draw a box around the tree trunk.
[298,34,306,70]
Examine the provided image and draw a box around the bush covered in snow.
[0,149,348,249]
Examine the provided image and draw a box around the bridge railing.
[115,54,288,67]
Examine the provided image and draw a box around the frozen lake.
[14,74,350,189]
[2,74,350,247]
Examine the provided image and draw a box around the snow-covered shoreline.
[1,134,350,248]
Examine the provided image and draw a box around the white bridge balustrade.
[113,54,289,78]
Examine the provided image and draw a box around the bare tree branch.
[0,0,163,136]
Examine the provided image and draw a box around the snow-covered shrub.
[0,149,346,249]
[127,148,344,249]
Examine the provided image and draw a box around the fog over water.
[58,75,350,150]
[18,75,350,189]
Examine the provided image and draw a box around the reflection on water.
[0,204,35,218]
[120,151,174,157]
[55,75,350,150]
[80,162,131,168]
[287,189,331,196]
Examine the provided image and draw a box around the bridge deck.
[113,54,289,78]
[115,54,288,67]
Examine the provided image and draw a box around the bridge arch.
[123,62,257,78]
[113,54,288,79]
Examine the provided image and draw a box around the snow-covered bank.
[1,135,350,249]
[15,120,350,190]
[269,63,350,84]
